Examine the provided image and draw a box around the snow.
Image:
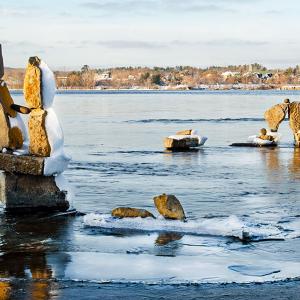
[54,174,73,203]
[39,61,56,109]
[248,131,281,146]
[40,61,70,175]
[168,134,208,146]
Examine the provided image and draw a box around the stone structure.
[264,99,300,147]
[153,194,186,221]
[0,46,71,213]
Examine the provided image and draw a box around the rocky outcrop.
[153,194,186,221]
[111,207,155,219]
[264,103,288,132]
[28,108,51,157]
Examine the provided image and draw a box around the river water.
[1,90,300,288]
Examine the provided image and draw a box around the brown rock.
[111,207,155,219]
[0,82,17,117]
[0,44,4,79]
[0,172,69,212]
[164,137,199,150]
[0,153,45,175]
[153,194,186,221]
[8,127,23,149]
[176,129,192,135]
[23,59,42,109]
[0,105,9,149]
[28,108,51,157]
[264,103,288,132]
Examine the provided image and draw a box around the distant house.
[221,71,240,79]
[128,75,136,80]
[94,71,112,86]
[95,71,112,81]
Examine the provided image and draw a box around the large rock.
[0,172,69,212]
[28,108,51,157]
[0,105,9,149]
[111,207,155,219]
[153,194,186,221]
[264,103,288,132]
[24,57,42,109]
[0,153,44,175]
[164,137,199,150]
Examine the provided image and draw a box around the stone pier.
[0,153,69,213]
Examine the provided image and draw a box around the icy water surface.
[1,90,300,287]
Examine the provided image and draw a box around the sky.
[0,0,300,69]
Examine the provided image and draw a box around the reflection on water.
[289,148,300,180]
[0,215,73,299]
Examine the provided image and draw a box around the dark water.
[1,90,300,292]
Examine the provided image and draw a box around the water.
[1,90,300,286]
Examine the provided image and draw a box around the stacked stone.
[24,56,51,157]
[0,52,70,213]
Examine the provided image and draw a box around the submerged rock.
[153,194,186,221]
[111,207,155,219]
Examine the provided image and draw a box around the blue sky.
[0,0,299,69]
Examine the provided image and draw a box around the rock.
[111,207,155,219]
[0,44,3,79]
[8,126,23,149]
[176,129,192,135]
[24,58,42,109]
[0,153,45,175]
[164,137,199,150]
[0,172,69,212]
[264,103,288,132]
[0,105,9,149]
[153,194,186,221]
[289,102,300,146]
[28,108,51,157]
[155,232,183,245]
[0,83,17,117]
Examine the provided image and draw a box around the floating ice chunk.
[228,265,280,277]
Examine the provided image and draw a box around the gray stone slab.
[0,153,45,175]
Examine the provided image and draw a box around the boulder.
[176,129,192,135]
[153,194,186,221]
[264,103,288,132]
[164,137,199,150]
[28,108,51,157]
[24,57,42,109]
[111,207,155,219]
